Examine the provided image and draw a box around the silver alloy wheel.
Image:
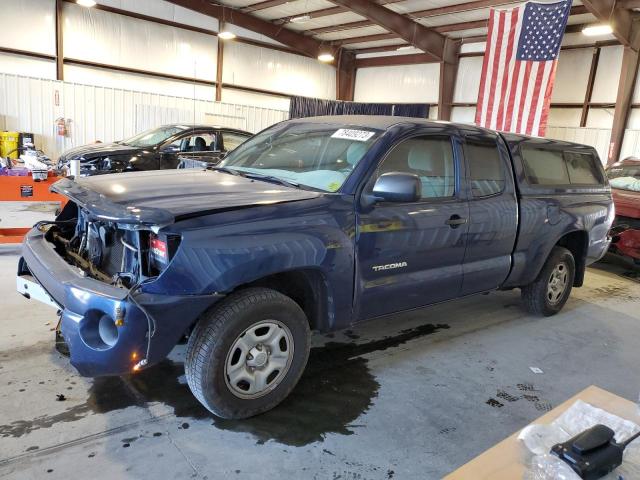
[547,261,569,305]
[224,320,294,400]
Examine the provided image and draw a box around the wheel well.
[240,269,331,332]
[556,231,588,287]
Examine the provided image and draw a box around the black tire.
[185,287,311,419]
[521,246,576,316]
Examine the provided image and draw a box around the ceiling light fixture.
[582,24,613,36]
[290,15,311,23]
[218,31,237,40]
[77,0,96,6]
[318,53,335,62]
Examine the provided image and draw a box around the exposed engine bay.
[45,201,154,288]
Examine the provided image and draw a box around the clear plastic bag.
[520,400,640,480]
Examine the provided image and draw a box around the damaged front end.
[18,177,222,377]
[48,202,177,289]
[48,177,178,287]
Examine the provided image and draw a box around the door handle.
[445,214,467,228]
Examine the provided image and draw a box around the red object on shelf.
[0,172,68,244]
[0,228,31,244]
[0,171,67,203]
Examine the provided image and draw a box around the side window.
[223,132,250,151]
[376,136,455,199]
[170,133,216,152]
[521,146,569,185]
[464,139,506,197]
[564,151,603,185]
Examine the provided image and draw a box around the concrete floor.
[0,245,639,480]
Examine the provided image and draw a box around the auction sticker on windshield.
[331,128,375,142]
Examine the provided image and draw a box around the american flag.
[475,0,571,137]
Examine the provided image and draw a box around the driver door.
[355,131,470,320]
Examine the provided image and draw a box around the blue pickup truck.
[17,116,613,419]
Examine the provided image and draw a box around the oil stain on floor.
[0,322,449,446]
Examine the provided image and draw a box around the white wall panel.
[460,42,486,53]
[0,0,55,55]
[225,24,286,47]
[620,128,640,160]
[223,42,336,99]
[545,126,611,164]
[585,108,615,128]
[0,73,287,160]
[631,67,640,103]
[451,106,476,124]
[63,3,217,81]
[547,108,582,127]
[551,48,592,103]
[96,0,219,32]
[222,88,291,112]
[591,45,623,103]
[0,53,56,80]
[454,56,482,103]
[627,109,640,129]
[64,65,216,101]
[354,64,440,103]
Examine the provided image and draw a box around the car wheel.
[521,246,575,316]
[185,287,310,419]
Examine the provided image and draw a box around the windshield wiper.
[241,172,300,189]
[210,166,245,177]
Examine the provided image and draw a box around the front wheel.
[521,246,576,316]
[185,288,310,419]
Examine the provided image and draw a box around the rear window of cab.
[520,146,604,186]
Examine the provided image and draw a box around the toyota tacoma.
[17,116,613,419]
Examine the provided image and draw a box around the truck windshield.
[607,164,640,192]
[121,126,187,147]
[220,122,381,192]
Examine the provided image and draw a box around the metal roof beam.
[165,0,328,58]
[581,0,640,48]
[327,0,455,62]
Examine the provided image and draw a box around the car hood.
[52,169,322,225]
[59,142,143,161]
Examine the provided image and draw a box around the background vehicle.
[606,156,640,263]
[57,124,251,176]
[18,116,613,420]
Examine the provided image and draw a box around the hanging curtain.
[289,96,429,120]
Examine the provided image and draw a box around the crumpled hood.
[59,142,142,162]
[53,169,322,223]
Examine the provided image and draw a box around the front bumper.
[18,227,224,376]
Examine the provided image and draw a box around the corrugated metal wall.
[0,73,288,159]
[545,126,612,165]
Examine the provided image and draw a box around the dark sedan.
[58,124,252,176]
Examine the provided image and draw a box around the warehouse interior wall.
[2,0,640,163]
[0,0,334,110]
[0,72,288,159]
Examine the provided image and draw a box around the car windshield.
[219,122,381,192]
[120,126,187,147]
[607,164,640,192]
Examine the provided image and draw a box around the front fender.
[144,196,356,329]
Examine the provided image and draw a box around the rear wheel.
[521,246,575,316]
[185,288,310,419]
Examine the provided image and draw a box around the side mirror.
[367,172,422,204]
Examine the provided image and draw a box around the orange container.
[0,172,68,243]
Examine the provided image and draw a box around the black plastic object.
[550,424,623,479]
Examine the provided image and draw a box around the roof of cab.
[289,115,450,130]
